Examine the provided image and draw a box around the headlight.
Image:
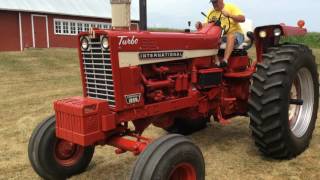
[259,30,267,38]
[101,37,109,49]
[80,37,89,51]
[274,28,282,36]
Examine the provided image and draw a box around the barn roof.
[0,0,139,20]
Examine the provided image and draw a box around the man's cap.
[210,0,218,4]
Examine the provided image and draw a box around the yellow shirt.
[205,3,244,35]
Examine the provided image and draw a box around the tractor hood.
[79,24,222,68]
[106,24,221,52]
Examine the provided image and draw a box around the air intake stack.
[139,0,147,30]
[110,0,131,29]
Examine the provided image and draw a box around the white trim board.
[18,12,23,51]
[31,14,50,48]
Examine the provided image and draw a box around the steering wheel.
[203,11,231,34]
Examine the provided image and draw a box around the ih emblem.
[125,93,141,104]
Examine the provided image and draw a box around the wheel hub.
[169,163,197,180]
[54,139,84,166]
[55,140,77,159]
[289,68,314,138]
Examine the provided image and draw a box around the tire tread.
[248,43,319,159]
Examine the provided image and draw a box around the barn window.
[84,24,90,32]
[63,21,69,34]
[55,21,62,34]
[77,23,83,33]
[70,22,76,35]
[54,19,120,35]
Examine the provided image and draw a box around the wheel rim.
[289,67,314,138]
[54,139,84,167]
[169,163,197,180]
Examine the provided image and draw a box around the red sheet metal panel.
[33,15,48,48]
[0,11,20,51]
[21,12,33,49]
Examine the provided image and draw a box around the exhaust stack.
[110,0,131,29]
[139,0,147,30]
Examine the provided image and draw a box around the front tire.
[248,44,319,159]
[130,134,205,180]
[28,116,95,179]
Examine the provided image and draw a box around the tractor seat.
[219,42,250,50]
[220,19,254,50]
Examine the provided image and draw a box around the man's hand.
[195,21,203,30]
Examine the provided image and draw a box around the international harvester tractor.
[28,0,319,179]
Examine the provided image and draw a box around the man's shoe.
[219,61,228,68]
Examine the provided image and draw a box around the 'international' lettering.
[139,51,184,60]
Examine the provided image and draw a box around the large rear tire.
[249,44,319,159]
[28,116,95,179]
[130,134,205,180]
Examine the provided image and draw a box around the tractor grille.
[81,37,115,107]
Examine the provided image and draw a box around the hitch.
[107,134,150,156]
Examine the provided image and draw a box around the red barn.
[0,0,139,51]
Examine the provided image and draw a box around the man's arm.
[222,9,245,23]
[230,14,245,23]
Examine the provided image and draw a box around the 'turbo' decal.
[118,36,139,46]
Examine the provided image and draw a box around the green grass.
[282,33,320,48]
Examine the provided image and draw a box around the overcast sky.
[130,0,319,32]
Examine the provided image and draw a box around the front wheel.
[249,44,319,159]
[130,134,205,180]
[28,116,95,180]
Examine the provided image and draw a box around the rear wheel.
[28,116,95,179]
[248,44,319,159]
[164,118,208,135]
[130,134,205,180]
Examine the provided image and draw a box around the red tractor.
[28,1,318,179]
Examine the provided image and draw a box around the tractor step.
[224,69,254,78]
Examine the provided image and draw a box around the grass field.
[282,33,320,49]
[0,47,320,180]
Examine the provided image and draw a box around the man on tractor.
[207,0,246,67]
